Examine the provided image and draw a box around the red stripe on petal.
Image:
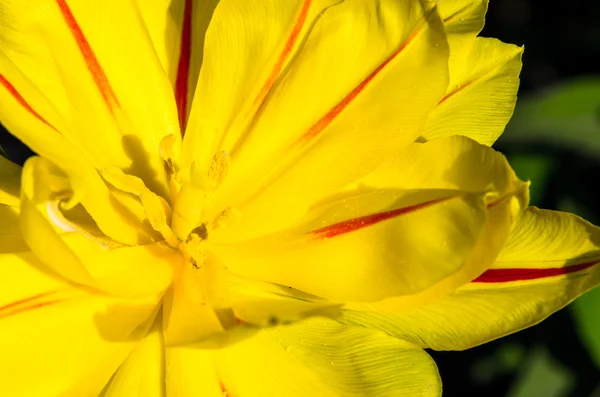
[175,0,193,134]
[254,0,312,108]
[299,28,421,142]
[56,0,120,112]
[311,196,452,239]
[472,261,598,283]
[0,74,59,132]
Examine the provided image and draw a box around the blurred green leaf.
[558,197,600,370]
[571,286,600,369]
[507,346,573,397]
[501,77,600,156]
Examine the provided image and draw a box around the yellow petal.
[340,207,600,351]
[228,274,341,327]
[0,0,178,195]
[183,0,449,239]
[0,58,158,244]
[0,251,159,395]
[360,135,522,194]
[423,37,523,145]
[214,189,490,303]
[430,0,487,75]
[102,319,165,397]
[0,154,21,206]
[216,136,528,304]
[422,1,522,145]
[134,0,219,130]
[20,156,176,296]
[166,318,441,396]
[0,204,27,253]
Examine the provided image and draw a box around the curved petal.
[0,0,179,195]
[430,0,487,75]
[359,135,522,194]
[183,0,449,238]
[20,156,176,297]
[1,45,158,245]
[214,189,491,303]
[0,204,27,253]
[215,136,527,304]
[166,318,441,396]
[162,264,339,346]
[102,320,165,397]
[134,0,218,130]
[422,37,523,145]
[0,251,159,396]
[340,208,600,351]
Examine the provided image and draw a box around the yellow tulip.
[0,0,598,395]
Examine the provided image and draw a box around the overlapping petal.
[421,0,523,145]
[0,0,179,196]
[183,0,450,240]
[20,156,176,297]
[213,136,527,305]
[0,251,159,396]
[340,208,600,351]
[162,318,441,397]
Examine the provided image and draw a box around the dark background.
[432,0,600,396]
[1,0,599,395]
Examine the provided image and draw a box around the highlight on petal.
[166,318,441,397]
[0,251,159,396]
[184,0,450,240]
[340,207,600,351]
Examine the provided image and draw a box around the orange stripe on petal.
[0,291,63,318]
[254,0,312,108]
[56,0,119,112]
[300,28,422,142]
[175,0,193,134]
[229,0,313,155]
[0,74,59,132]
[472,261,598,283]
[437,81,473,105]
[311,196,452,239]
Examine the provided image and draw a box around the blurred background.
[1,0,600,395]
[432,0,600,396]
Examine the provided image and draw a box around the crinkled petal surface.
[341,207,600,350]
[104,318,441,396]
[421,0,522,145]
